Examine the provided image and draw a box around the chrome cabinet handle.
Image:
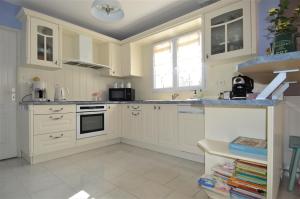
[49,115,64,120]
[55,60,58,65]
[132,112,140,116]
[49,107,64,112]
[127,106,130,109]
[49,133,64,139]
[158,106,161,110]
[132,106,140,110]
[154,106,156,110]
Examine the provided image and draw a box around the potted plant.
[267,0,300,54]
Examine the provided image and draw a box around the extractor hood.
[63,35,111,70]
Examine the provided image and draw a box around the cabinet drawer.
[34,113,76,135]
[33,105,76,115]
[33,131,75,155]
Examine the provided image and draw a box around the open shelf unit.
[198,139,267,165]
[199,105,284,199]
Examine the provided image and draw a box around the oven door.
[77,111,106,139]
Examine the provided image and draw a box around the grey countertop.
[19,99,280,107]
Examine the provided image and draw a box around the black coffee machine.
[231,75,254,100]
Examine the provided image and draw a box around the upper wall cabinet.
[121,43,142,77]
[204,0,257,62]
[19,15,62,70]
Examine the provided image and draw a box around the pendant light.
[91,0,124,22]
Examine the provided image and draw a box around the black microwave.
[109,88,135,101]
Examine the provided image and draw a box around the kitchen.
[0,0,300,199]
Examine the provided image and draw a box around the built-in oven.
[76,104,107,139]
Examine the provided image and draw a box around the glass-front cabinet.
[30,17,60,69]
[205,0,255,61]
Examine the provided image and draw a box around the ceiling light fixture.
[91,0,124,22]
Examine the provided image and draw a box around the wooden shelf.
[197,139,267,165]
[237,52,300,84]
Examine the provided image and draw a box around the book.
[231,187,266,199]
[235,172,267,185]
[227,177,267,193]
[229,137,267,158]
[235,160,267,176]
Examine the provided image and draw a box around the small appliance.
[76,104,107,139]
[32,81,47,101]
[54,85,69,101]
[109,88,135,101]
[231,75,254,100]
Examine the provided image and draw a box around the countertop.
[19,99,280,107]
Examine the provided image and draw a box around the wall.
[258,0,280,55]
[0,0,21,29]
[18,65,116,101]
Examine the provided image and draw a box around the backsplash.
[18,65,118,101]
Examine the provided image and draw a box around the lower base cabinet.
[107,104,122,139]
[178,106,205,154]
[122,105,142,140]
[141,104,178,149]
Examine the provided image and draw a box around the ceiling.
[6,0,217,40]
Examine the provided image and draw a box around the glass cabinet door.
[37,26,54,62]
[210,8,244,55]
[30,17,59,68]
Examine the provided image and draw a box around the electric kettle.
[54,85,69,101]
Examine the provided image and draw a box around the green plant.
[266,0,300,39]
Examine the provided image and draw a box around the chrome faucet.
[172,93,179,100]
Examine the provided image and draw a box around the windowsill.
[152,86,203,93]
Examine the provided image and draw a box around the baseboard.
[121,138,205,163]
[22,138,121,164]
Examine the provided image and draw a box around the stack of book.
[228,160,267,199]
[198,162,234,196]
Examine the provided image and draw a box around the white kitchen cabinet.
[19,14,61,69]
[205,0,257,61]
[121,43,142,77]
[141,104,177,148]
[122,105,142,140]
[178,106,205,154]
[157,105,178,148]
[109,43,122,77]
[142,105,157,145]
[107,104,122,139]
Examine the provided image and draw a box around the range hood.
[63,35,111,70]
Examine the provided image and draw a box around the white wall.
[18,64,117,101]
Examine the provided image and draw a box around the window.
[153,31,203,90]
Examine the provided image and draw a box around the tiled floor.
[0,143,299,199]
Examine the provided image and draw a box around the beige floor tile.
[128,180,172,199]
[108,172,148,192]
[143,165,179,184]
[98,188,138,199]
[166,175,202,197]
[164,192,194,199]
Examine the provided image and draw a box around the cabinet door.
[109,43,122,77]
[157,105,178,148]
[205,0,252,61]
[142,104,158,145]
[121,43,142,77]
[107,104,121,139]
[131,110,142,141]
[178,112,205,154]
[30,17,60,68]
[122,105,132,139]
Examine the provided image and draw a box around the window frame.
[152,30,205,92]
